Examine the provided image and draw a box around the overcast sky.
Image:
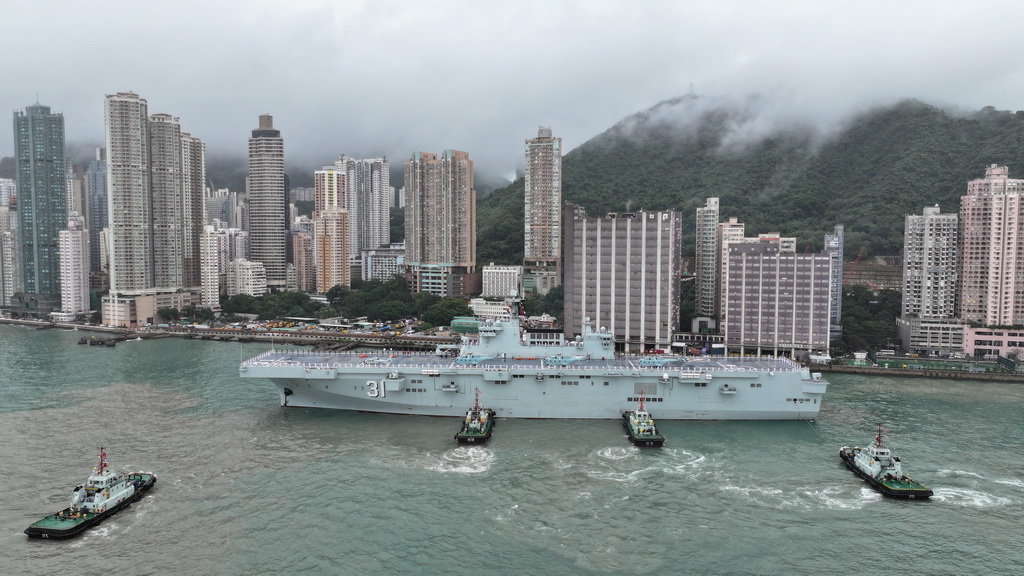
[3,0,1024,180]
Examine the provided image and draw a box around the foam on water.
[929,487,1015,507]
[422,446,495,474]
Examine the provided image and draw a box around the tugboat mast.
[96,447,108,475]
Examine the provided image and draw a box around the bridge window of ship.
[694,382,707,387]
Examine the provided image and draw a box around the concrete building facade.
[481,264,523,298]
[958,164,1024,326]
[404,150,477,297]
[563,205,683,352]
[523,127,562,296]
[723,241,832,356]
[694,197,719,319]
[903,205,958,320]
[247,114,286,290]
[12,103,66,316]
[58,213,90,317]
[314,208,349,293]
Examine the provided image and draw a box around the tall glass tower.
[13,103,67,315]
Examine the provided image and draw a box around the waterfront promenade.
[0,317,456,350]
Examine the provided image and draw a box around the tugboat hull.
[622,411,665,447]
[454,408,496,444]
[839,449,932,499]
[25,473,157,539]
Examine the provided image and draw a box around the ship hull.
[25,473,157,539]
[243,350,826,420]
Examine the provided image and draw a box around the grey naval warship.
[240,304,828,420]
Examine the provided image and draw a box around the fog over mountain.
[3,1,1024,186]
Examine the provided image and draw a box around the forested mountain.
[477,97,1024,264]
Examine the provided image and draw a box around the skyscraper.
[958,164,1024,325]
[85,148,107,280]
[562,205,683,352]
[247,114,286,290]
[694,197,719,319]
[102,92,207,326]
[105,92,152,294]
[149,113,184,290]
[824,224,845,338]
[523,127,562,296]
[316,156,391,282]
[181,133,207,288]
[404,150,477,296]
[314,208,348,292]
[12,103,66,316]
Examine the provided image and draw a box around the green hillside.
[478,97,1024,263]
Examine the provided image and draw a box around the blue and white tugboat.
[622,395,665,447]
[839,424,932,499]
[454,388,495,444]
[25,447,157,539]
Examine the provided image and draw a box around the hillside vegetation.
[477,97,1024,262]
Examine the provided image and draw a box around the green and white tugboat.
[454,388,495,444]
[622,395,665,447]
[25,447,157,539]
[839,424,932,499]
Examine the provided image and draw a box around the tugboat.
[454,388,496,444]
[622,395,665,447]
[839,424,932,499]
[25,447,157,539]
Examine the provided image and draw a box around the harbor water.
[3,325,1023,575]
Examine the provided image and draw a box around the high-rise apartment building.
[824,225,845,337]
[314,208,349,292]
[149,113,185,290]
[12,103,66,316]
[291,231,315,292]
[181,133,206,288]
[694,197,720,318]
[198,225,221,312]
[562,205,683,352]
[227,258,267,297]
[105,92,152,294]
[958,165,1024,326]
[0,207,17,306]
[102,92,207,326]
[85,149,107,279]
[58,213,90,317]
[404,150,477,297]
[316,156,391,282]
[362,243,406,282]
[523,127,562,296]
[716,217,746,322]
[0,178,15,207]
[903,205,958,319]
[247,114,286,290]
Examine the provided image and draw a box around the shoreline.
[3,318,1021,381]
[814,363,1024,383]
[0,317,454,350]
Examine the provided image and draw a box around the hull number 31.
[367,380,387,398]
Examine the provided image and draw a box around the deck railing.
[242,349,803,374]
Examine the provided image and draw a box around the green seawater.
[3,325,1023,575]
